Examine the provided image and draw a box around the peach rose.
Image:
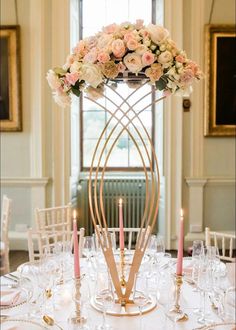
[142,51,155,66]
[180,69,194,84]
[97,52,110,63]
[112,39,126,58]
[127,39,140,50]
[103,23,118,34]
[135,19,144,30]
[145,63,163,83]
[101,61,119,79]
[175,54,186,63]
[123,53,143,73]
[147,23,169,44]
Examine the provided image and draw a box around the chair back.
[95,226,149,250]
[35,204,72,232]
[27,227,85,262]
[0,195,12,274]
[205,227,236,262]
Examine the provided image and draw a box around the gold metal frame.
[204,24,236,136]
[87,79,165,304]
[0,26,22,132]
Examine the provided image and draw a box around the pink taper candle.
[119,198,125,250]
[176,209,184,276]
[73,210,80,278]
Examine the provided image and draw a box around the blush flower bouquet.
[47,19,202,107]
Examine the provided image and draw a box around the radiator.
[77,177,155,236]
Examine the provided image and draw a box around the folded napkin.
[0,290,21,306]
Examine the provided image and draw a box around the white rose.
[158,50,173,64]
[70,61,83,73]
[46,70,61,90]
[53,91,71,108]
[147,24,169,44]
[97,34,114,51]
[81,63,103,88]
[123,53,143,73]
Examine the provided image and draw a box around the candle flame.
[118,198,123,205]
[73,209,77,220]
[180,208,184,217]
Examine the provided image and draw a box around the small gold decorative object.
[45,288,52,299]
[169,274,188,322]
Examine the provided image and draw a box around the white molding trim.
[1,177,49,187]
[186,177,235,186]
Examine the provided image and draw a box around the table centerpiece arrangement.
[47,19,202,316]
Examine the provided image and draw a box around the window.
[79,0,164,170]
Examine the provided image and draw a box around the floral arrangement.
[47,19,202,107]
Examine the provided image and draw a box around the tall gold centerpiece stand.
[87,77,165,315]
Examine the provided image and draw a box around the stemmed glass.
[83,236,96,261]
[133,272,149,330]
[191,240,204,287]
[197,261,214,325]
[95,270,114,330]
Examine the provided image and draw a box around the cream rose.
[97,34,114,51]
[81,64,103,88]
[147,24,169,44]
[46,70,61,90]
[53,91,71,108]
[123,53,143,73]
[70,61,83,73]
[158,51,173,64]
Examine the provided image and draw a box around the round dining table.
[0,257,235,330]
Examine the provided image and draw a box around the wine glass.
[83,236,95,261]
[133,272,149,330]
[19,276,34,317]
[95,270,114,330]
[197,262,214,325]
[191,240,204,286]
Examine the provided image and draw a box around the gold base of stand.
[91,295,156,316]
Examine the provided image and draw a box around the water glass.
[133,272,149,330]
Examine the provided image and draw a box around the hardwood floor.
[9,250,29,272]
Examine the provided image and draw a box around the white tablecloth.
[1,259,235,330]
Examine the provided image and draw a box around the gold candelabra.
[169,274,188,322]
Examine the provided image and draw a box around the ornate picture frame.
[0,25,22,132]
[204,24,236,137]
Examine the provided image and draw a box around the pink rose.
[135,19,144,30]
[124,32,136,42]
[65,72,80,86]
[83,49,97,63]
[46,70,61,90]
[175,54,186,63]
[127,39,140,50]
[117,62,126,73]
[97,52,110,63]
[123,53,143,73]
[142,51,155,66]
[112,39,126,58]
[187,61,199,75]
[180,69,194,84]
[103,23,118,34]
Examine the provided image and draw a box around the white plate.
[1,318,48,330]
[0,286,27,310]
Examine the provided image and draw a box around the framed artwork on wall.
[0,25,22,132]
[204,24,236,136]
